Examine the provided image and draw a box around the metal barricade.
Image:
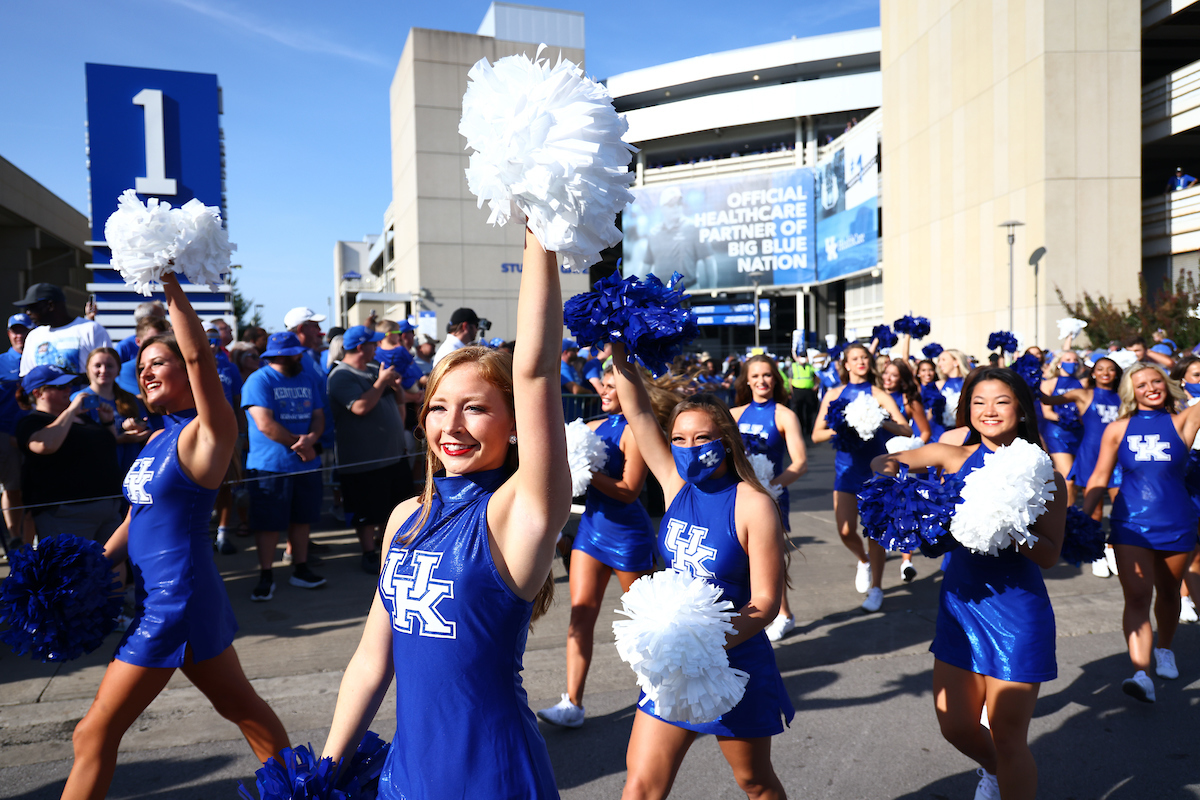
[562,393,603,422]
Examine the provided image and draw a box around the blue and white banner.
[814,119,879,282]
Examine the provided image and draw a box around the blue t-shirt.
[214,351,242,408]
[117,334,140,363]
[242,366,323,473]
[560,361,579,386]
[1171,174,1197,191]
[116,358,140,396]
[582,357,604,385]
[0,349,28,435]
[375,345,424,390]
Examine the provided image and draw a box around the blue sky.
[1,0,877,331]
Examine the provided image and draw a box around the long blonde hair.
[937,349,971,380]
[1117,363,1187,419]
[408,346,553,621]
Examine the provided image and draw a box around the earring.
[509,434,517,445]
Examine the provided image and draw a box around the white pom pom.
[950,438,1056,556]
[844,392,888,440]
[104,190,177,296]
[459,46,637,273]
[172,199,236,292]
[1109,350,1139,371]
[565,419,608,496]
[613,569,749,724]
[941,389,960,428]
[886,436,924,453]
[1056,317,1087,340]
[747,453,783,500]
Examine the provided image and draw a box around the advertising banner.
[814,119,879,281]
[621,168,815,292]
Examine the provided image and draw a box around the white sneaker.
[861,587,884,613]
[1180,595,1198,623]
[765,613,795,642]
[1154,648,1178,680]
[855,560,872,593]
[1121,670,1155,703]
[901,560,917,583]
[972,768,1000,800]
[536,693,584,728]
[1090,558,1109,578]
[1105,546,1119,576]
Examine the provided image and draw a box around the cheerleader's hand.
[96,402,115,425]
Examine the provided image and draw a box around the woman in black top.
[15,364,123,541]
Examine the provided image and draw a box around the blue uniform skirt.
[573,500,655,572]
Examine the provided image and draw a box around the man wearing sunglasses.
[14,283,112,377]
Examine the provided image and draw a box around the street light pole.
[999,220,1024,332]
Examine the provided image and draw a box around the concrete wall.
[880,0,1140,354]
[389,28,592,344]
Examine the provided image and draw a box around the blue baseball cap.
[487,337,505,348]
[21,364,77,393]
[562,338,578,352]
[262,332,307,358]
[1150,343,1173,356]
[7,313,31,329]
[343,325,385,351]
[396,319,417,334]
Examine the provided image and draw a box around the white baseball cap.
[284,307,326,330]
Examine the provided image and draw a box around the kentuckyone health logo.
[381,548,456,639]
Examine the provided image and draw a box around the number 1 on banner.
[133,89,177,196]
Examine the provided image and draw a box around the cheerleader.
[611,343,791,800]
[872,367,1067,800]
[538,366,654,728]
[1041,356,1123,577]
[63,274,290,799]
[731,354,808,640]
[322,230,571,797]
[1038,351,1084,498]
[812,344,911,613]
[915,358,946,441]
[879,359,933,581]
[1082,363,1200,702]
[1169,356,1200,624]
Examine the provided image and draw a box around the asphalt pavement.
[1,443,1197,799]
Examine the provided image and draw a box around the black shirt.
[16,411,123,508]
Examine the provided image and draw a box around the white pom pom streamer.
[941,389,960,429]
[844,392,888,440]
[104,190,235,296]
[1056,317,1087,340]
[565,419,608,496]
[950,438,1055,556]
[748,453,783,500]
[1109,349,1139,371]
[613,569,749,724]
[886,436,924,453]
[459,46,636,273]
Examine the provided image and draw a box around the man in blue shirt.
[560,339,581,387]
[1169,167,1198,192]
[0,314,32,550]
[374,318,425,395]
[243,332,326,601]
[581,343,609,393]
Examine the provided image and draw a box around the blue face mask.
[1061,361,1078,376]
[672,440,726,484]
[1185,382,1200,398]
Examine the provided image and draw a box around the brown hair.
[733,354,790,406]
[882,358,921,405]
[86,347,139,419]
[136,315,171,339]
[409,346,553,622]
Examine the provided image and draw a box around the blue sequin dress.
[572,415,655,571]
[1068,387,1121,488]
[738,399,791,531]
[1040,376,1084,454]
[833,382,887,493]
[1109,410,1199,552]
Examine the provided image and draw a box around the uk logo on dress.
[124,458,155,504]
[1128,434,1171,462]
[664,518,717,578]
[381,549,456,639]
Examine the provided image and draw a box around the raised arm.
[611,341,683,501]
[164,273,237,489]
[487,229,572,599]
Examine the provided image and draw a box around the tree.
[226,264,262,331]
[1057,272,1200,349]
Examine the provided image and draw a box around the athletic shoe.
[251,576,275,602]
[765,614,795,642]
[1105,546,1119,576]
[1154,648,1178,680]
[901,560,917,583]
[536,693,584,728]
[972,768,1000,800]
[855,560,872,593]
[1121,670,1155,703]
[1090,558,1109,578]
[1180,595,1198,623]
[290,565,327,589]
[281,550,293,566]
[861,587,884,613]
[362,550,382,575]
[217,539,237,555]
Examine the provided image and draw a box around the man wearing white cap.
[285,306,336,459]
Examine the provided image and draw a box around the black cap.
[449,308,479,327]
[327,326,346,341]
[13,283,66,308]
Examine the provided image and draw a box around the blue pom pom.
[857,466,960,553]
[0,535,123,662]
[337,731,389,798]
[564,271,698,377]
[987,331,1019,354]
[1012,353,1042,389]
[1060,507,1106,567]
[239,744,349,800]
[894,315,931,339]
[922,342,943,359]
[741,432,768,457]
[1055,401,1082,430]
[825,395,871,452]
[920,383,946,421]
[828,343,846,364]
[872,324,898,349]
